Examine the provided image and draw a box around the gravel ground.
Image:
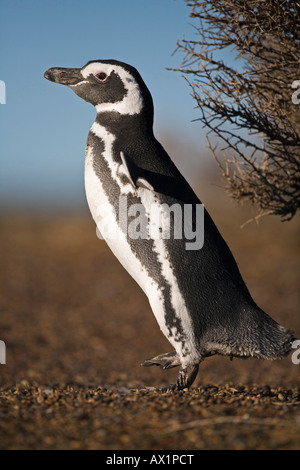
[0,203,299,450]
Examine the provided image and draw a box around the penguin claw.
[176,363,199,390]
[159,384,177,392]
[158,363,199,392]
[141,354,199,391]
[141,363,199,393]
[141,351,180,369]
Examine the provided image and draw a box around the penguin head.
[44,60,153,121]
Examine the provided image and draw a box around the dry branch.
[174,0,300,220]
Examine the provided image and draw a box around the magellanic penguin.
[44,60,295,391]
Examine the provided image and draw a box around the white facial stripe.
[82,62,144,115]
[81,62,111,79]
[70,80,88,87]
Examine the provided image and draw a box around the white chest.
[84,125,198,363]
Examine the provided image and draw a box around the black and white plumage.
[44,60,294,390]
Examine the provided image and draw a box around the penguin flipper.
[141,351,181,369]
[120,151,154,191]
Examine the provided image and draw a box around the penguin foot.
[141,351,180,369]
[158,363,199,392]
[176,363,199,390]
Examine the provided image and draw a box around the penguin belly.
[85,145,199,365]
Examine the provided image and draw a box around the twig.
[163,415,299,434]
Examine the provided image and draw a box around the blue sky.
[0,0,215,211]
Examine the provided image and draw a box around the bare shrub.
[174,0,300,221]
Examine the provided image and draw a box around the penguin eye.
[95,72,107,81]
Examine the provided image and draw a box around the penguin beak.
[44,67,83,86]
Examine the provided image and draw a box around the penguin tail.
[211,307,296,361]
[246,309,295,360]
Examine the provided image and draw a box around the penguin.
[44,60,295,391]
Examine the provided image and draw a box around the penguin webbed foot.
[141,352,199,391]
[159,363,199,392]
[141,351,180,369]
